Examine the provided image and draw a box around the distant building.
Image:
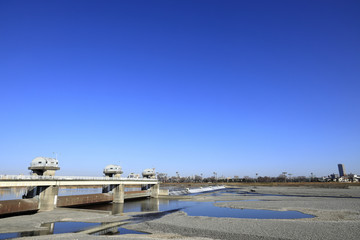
[338,164,346,177]
[329,173,339,181]
[349,174,360,182]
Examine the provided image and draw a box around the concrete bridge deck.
[0,175,158,187]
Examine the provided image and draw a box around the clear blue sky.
[1,0,359,178]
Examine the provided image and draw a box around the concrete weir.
[0,199,39,216]
[0,189,157,216]
[0,159,160,216]
[0,176,160,216]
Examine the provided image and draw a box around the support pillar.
[38,186,59,211]
[113,184,125,203]
[150,184,159,198]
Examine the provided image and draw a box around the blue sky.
[1,0,359,178]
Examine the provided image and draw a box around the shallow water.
[0,222,148,239]
[183,201,312,219]
[80,195,313,219]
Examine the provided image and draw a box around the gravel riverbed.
[0,186,359,240]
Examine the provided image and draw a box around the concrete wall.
[159,189,169,196]
[0,199,38,216]
[57,193,113,207]
[0,189,154,216]
[57,191,150,207]
[124,190,150,199]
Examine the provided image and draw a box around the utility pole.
[53,152,60,161]
[282,172,287,183]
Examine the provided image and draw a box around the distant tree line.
[156,173,322,183]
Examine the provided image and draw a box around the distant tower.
[338,164,346,177]
[141,168,156,190]
[103,165,123,177]
[29,157,60,176]
[142,168,156,179]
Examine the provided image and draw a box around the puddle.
[92,226,148,235]
[47,222,100,234]
[0,233,18,240]
[182,201,313,219]
[0,222,148,239]
[0,222,100,239]
[79,197,313,220]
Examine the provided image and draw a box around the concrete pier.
[38,186,59,211]
[57,193,113,207]
[113,184,125,203]
[150,184,160,198]
[23,185,59,211]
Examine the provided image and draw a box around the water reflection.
[112,203,124,215]
[141,198,159,212]
[109,198,160,214]
[19,223,55,237]
[79,197,161,213]
[0,188,27,200]
[0,223,57,239]
[92,226,148,236]
[80,197,313,220]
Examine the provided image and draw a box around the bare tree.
[288,173,292,182]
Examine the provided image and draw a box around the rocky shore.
[1,186,359,240]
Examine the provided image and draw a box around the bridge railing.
[0,175,157,181]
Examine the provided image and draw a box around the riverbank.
[1,185,359,239]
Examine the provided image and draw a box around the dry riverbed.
[0,186,359,240]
